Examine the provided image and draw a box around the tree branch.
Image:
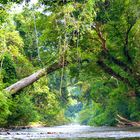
[5,61,68,94]
[102,51,132,74]
[92,23,108,51]
[5,58,90,94]
[97,60,132,86]
[123,22,136,63]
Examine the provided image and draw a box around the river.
[1,124,140,139]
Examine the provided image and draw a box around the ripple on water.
[1,124,140,139]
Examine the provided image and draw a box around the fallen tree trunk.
[5,68,46,94]
[116,114,140,127]
[5,61,68,94]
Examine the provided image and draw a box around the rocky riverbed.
[1,124,140,139]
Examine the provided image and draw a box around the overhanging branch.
[97,60,132,86]
[5,61,68,94]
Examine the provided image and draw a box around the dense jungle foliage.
[0,0,140,127]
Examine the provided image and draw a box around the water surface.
[1,124,140,139]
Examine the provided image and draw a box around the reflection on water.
[1,124,140,139]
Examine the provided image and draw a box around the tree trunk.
[97,60,132,86]
[5,61,68,94]
[116,114,140,127]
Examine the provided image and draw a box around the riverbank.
[0,123,44,132]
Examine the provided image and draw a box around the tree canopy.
[0,0,140,127]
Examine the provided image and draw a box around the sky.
[10,0,39,14]
[9,0,51,16]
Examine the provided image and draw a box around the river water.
[1,124,140,139]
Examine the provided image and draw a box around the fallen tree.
[116,114,140,127]
[4,58,91,94]
[5,61,68,94]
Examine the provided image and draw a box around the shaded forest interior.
[0,0,140,127]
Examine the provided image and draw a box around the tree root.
[116,114,140,127]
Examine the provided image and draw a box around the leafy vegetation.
[0,0,140,127]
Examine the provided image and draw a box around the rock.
[47,132,57,134]
[40,132,44,134]
[6,132,10,135]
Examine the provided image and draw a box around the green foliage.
[0,0,140,127]
[7,93,39,126]
[31,77,68,125]
[2,54,17,85]
[65,103,83,119]
[0,0,23,4]
[0,91,11,126]
[78,78,140,126]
